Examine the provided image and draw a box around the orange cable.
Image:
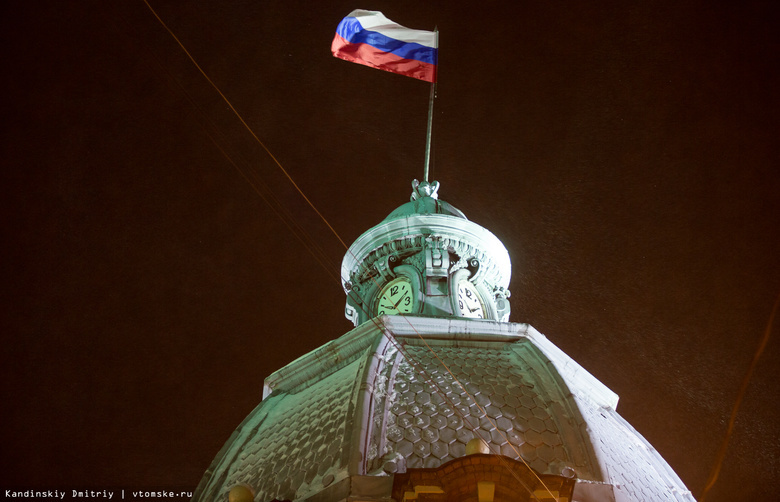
[699,292,780,501]
[141,0,349,252]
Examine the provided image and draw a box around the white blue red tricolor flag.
[331,10,438,83]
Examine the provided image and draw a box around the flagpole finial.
[411,179,440,201]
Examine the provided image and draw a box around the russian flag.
[331,10,438,83]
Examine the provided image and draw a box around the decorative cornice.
[342,213,511,292]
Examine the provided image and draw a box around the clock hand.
[392,293,410,310]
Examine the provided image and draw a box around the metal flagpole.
[423,27,438,183]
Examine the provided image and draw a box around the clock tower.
[343,179,511,326]
[193,181,695,502]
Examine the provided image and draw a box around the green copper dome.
[341,180,512,327]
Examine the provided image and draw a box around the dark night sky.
[2,1,778,501]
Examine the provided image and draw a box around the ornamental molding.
[342,214,511,292]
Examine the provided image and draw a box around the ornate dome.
[193,181,694,502]
[341,181,512,327]
[193,316,694,501]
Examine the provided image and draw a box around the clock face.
[377,277,415,316]
[457,281,485,319]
